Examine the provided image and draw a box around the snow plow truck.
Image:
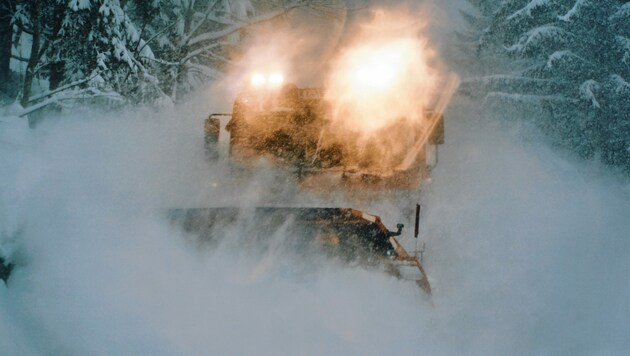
[170,70,459,297]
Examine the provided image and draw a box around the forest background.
[0,0,628,172]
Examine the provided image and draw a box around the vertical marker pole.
[413,204,420,258]
[414,204,421,238]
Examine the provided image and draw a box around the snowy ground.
[1,93,629,355]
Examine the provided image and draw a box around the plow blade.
[169,207,431,295]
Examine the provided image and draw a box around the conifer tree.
[460,0,630,171]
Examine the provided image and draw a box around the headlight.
[353,63,396,90]
[350,48,400,91]
[250,72,284,88]
[251,73,266,87]
[268,72,284,86]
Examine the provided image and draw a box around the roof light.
[268,73,284,87]
[251,73,266,87]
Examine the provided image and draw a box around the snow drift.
[1,92,629,355]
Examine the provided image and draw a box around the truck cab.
[206,82,444,191]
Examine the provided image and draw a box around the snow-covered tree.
[133,0,315,101]
[3,0,343,113]
[0,0,15,100]
[49,0,164,104]
[2,0,156,110]
[459,0,630,172]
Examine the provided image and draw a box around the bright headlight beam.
[250,72,283,88]
[251,73,266,86]
[354,63,396,89]
[326,36,435,133]
[268,73,284,86]
[349,49,402,92]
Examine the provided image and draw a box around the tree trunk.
[171,3,196,102]
[0,0,14,94]
[49,4,67,90]
[21,1,40,107]
[49,62,65,90]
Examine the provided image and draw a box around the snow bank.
[421,97,630,355]
[1,91,629,355]
[0,95,427,355]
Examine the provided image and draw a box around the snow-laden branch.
[507,0,551,22]
[183,42,223,62]
[136,22,177,57]
[18,88,124,117]
[192,10,234,26]
[546,50,591,69]
[579,80,600,108]
[141,56,179,66]
[188,0,306,46]
[460,74,572,98]
[464,74,553,85]
[202,50,229,63]
[483,92,575,106]
[69,0,92,11]
[506,25,570,55]
[27,73,100,103]
[182,0,221,46]
[558,0,589,22]
[492,0,515,17]
[615,36,630,64]
[608,75,630,96]
[186,63,220,78]
[609,2,630,22]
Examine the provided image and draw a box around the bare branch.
[182,0,221,46]
[183,42,225,62]
[11,54,29,62]
[19,88,124,117]
[136,22,177,57]
[188,1,307,46]
[28,73,101,103]
[141,56,179,66]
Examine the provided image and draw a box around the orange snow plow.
[169,206,431,295]
[180,53,459,296]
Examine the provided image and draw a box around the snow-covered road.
[1,93,629,355]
